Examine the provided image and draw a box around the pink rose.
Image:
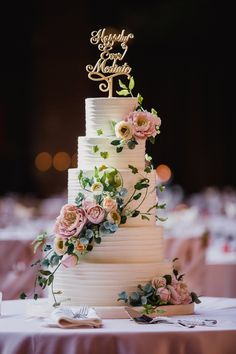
[156,287,171,303]
[167,285,182,305]
[61,254,78,268]
[175,282,192,305]
[125,110,161,140]
[85,203,105,224]
[54,204,87,238]
[151,276,167,289]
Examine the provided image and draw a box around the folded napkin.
[49,306,102,328]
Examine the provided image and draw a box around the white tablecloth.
[0,297,236,354]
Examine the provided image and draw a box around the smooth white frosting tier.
[68,168,157,226]
[85,97,138,136]
[78,136,146,170]
[52,260,172,306]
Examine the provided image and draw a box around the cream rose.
[91,182,104,195]
[54,204,87,238]
[107,210,121,225]
[115,121,134,140]
[53,236,68,255]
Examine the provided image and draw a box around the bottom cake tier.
[50,261,173,307]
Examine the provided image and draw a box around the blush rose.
[54,204,87,238]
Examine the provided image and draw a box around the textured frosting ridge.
[86,97,138,136]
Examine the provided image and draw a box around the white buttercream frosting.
[78,136,146,170]
[86,97,138,136]
[59,97,171,307]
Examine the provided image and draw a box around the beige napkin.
[49,306,102,328]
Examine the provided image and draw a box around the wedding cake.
[52,96,173,306]
[26,29,197,314]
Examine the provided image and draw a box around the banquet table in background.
[0,239,44,300]
[0,297,236,354]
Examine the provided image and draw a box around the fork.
[73,304,89,319]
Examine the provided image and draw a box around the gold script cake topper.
[86,28,134,97]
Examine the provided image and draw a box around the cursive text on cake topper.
[86,28,134,97]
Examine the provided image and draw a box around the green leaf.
[39,270,52,276]
[111,140,121,146]
[50,254,60,267]
[134,182,149,190]
[94,237,101,244]
[144,166,152,173]
[128,164,138,174]
[137,93,143,105]
[133,193,141,200]
[110,120,117,133]
[116,89,130,96]
[127,140,138,150]
[157,203,166,209]
[100,151,109,159]
[92,145,99,153]
[118,79,128,89]
[172,257,179,262]
[34,293,38,300]
[67,243,75,254]
[117,291,129,302]
[19,292,27,299]
[116,146,123,153]
[120,215,127,224]
[129,76,135,91]
[141,215,150,220]
[41,259,50,267]
[163,274,172,285]
[132,210,140,217]
[159,185,165,192]
[149,136,155,144]
[157,216,168,222]
[96,129,103,136]
[47,274,54,286]
[190,292,201,304]
[151,108,158,115]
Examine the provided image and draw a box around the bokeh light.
[35,152,52,171]
[156,164,172,183]
[53,152,71,171]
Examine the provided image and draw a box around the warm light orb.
[53,152,71,171]
[35,152,52,171]
[156,164,172,183]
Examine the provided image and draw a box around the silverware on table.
[124,307,217,328]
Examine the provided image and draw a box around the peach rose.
[175,281,192,304]
[156,287,171,303]
[151,276,167,289]
[54,204,87,238]
[125,110,161,140]
[61,254,78,268]
[75,240,86,252]
[103,196,117,212]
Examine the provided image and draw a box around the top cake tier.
[85,97,138,136]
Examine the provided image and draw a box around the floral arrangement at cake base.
[117,259,201,315]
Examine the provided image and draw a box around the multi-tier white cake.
[52,97,173,307]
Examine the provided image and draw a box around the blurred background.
[0,0,235,300]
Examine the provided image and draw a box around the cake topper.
[86,28,134,97]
